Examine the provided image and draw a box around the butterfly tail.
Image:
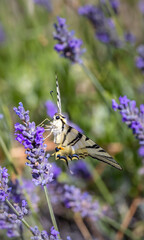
[86,146,122,170]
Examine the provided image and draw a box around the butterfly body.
[46,78,122,170]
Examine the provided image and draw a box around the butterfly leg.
[38,118,50,127]
[44,130,53,140]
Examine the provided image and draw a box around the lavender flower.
[31,226,59,240]
[0,167,10,201]
[0,200,28,237]
[112,96,144,174]
[0,113,3,119]
[33,0,52,11]
[135,45,144,73]
[109,0,120,13]
[13,200,28,220]
[53,17,85,64]
[0,172,29,238]
[45,100,83,133]
[22,179,40,211]
[124,32,136,45]
[14,102,53,186]
[100,0,120,14]
[45,100,58,118]
[78,4,121,47]
[63,185,101,221]
[51,163,61,180]
[0,205,21,238]
[70,160,91,180]
[48,182,103,222]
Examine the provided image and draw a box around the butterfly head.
[51,113,67,129]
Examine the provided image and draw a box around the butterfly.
[44,77,122,171]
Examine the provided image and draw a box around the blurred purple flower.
[100,0,120,14]
[138,0,144,14]
[70,160,91,180]
[0,167,10,201]
[136,45,144,73]
[0,173,29,238]
[51,163,61,180]
[78,4,121,47]
[45,100,58,118]
[31,226,59,240]
[0,113,3,119]
[22,179,40,211]
[138,146,144,157]
[124,32,136,45]
[14,102,54,186]
[109,0,120,13]
[112,99,119,111]
[0,23,6,44]
[33,0,52,11]
[0,204,21,238]
[48,182,103,221]
[63,185,102,221]
[53,17,85,63]
[112,96,144,174]
[45,100,83,133]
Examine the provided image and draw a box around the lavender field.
[0,1,144,239]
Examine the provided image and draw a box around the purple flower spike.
[31,226,60,240]
[112,96,144,174]
[63,185,102,221]
[0,172,31,238]
[124,32,136,45]
[14,102,54,186]
[135,45,144,73]
[78,4,121,47]
[112,99,119,111]
[33,0,52,11]
[70,160,91,180]
[0,167,10,201]
[53,17,85,64]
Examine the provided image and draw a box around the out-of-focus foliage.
[0,0,144,239]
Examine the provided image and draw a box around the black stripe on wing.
[88,154,122,170]
[62,126,72,144]
[86,144,100,149]
[67,132,83,146]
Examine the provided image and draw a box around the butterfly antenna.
[56,75,62,114]
[50,90,54,102]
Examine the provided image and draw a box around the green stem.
[81,63,112,112]
[5,198,34,235]
[92,169,114,205]
[43,186,60,238]
[0,136,18,175]
[101,215,140,240]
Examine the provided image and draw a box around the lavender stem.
[43,185,60,238]
[81,63,112,112]
[92,169,114,205]
[5,198,34,236]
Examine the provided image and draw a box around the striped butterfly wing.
[56,124,122,170]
